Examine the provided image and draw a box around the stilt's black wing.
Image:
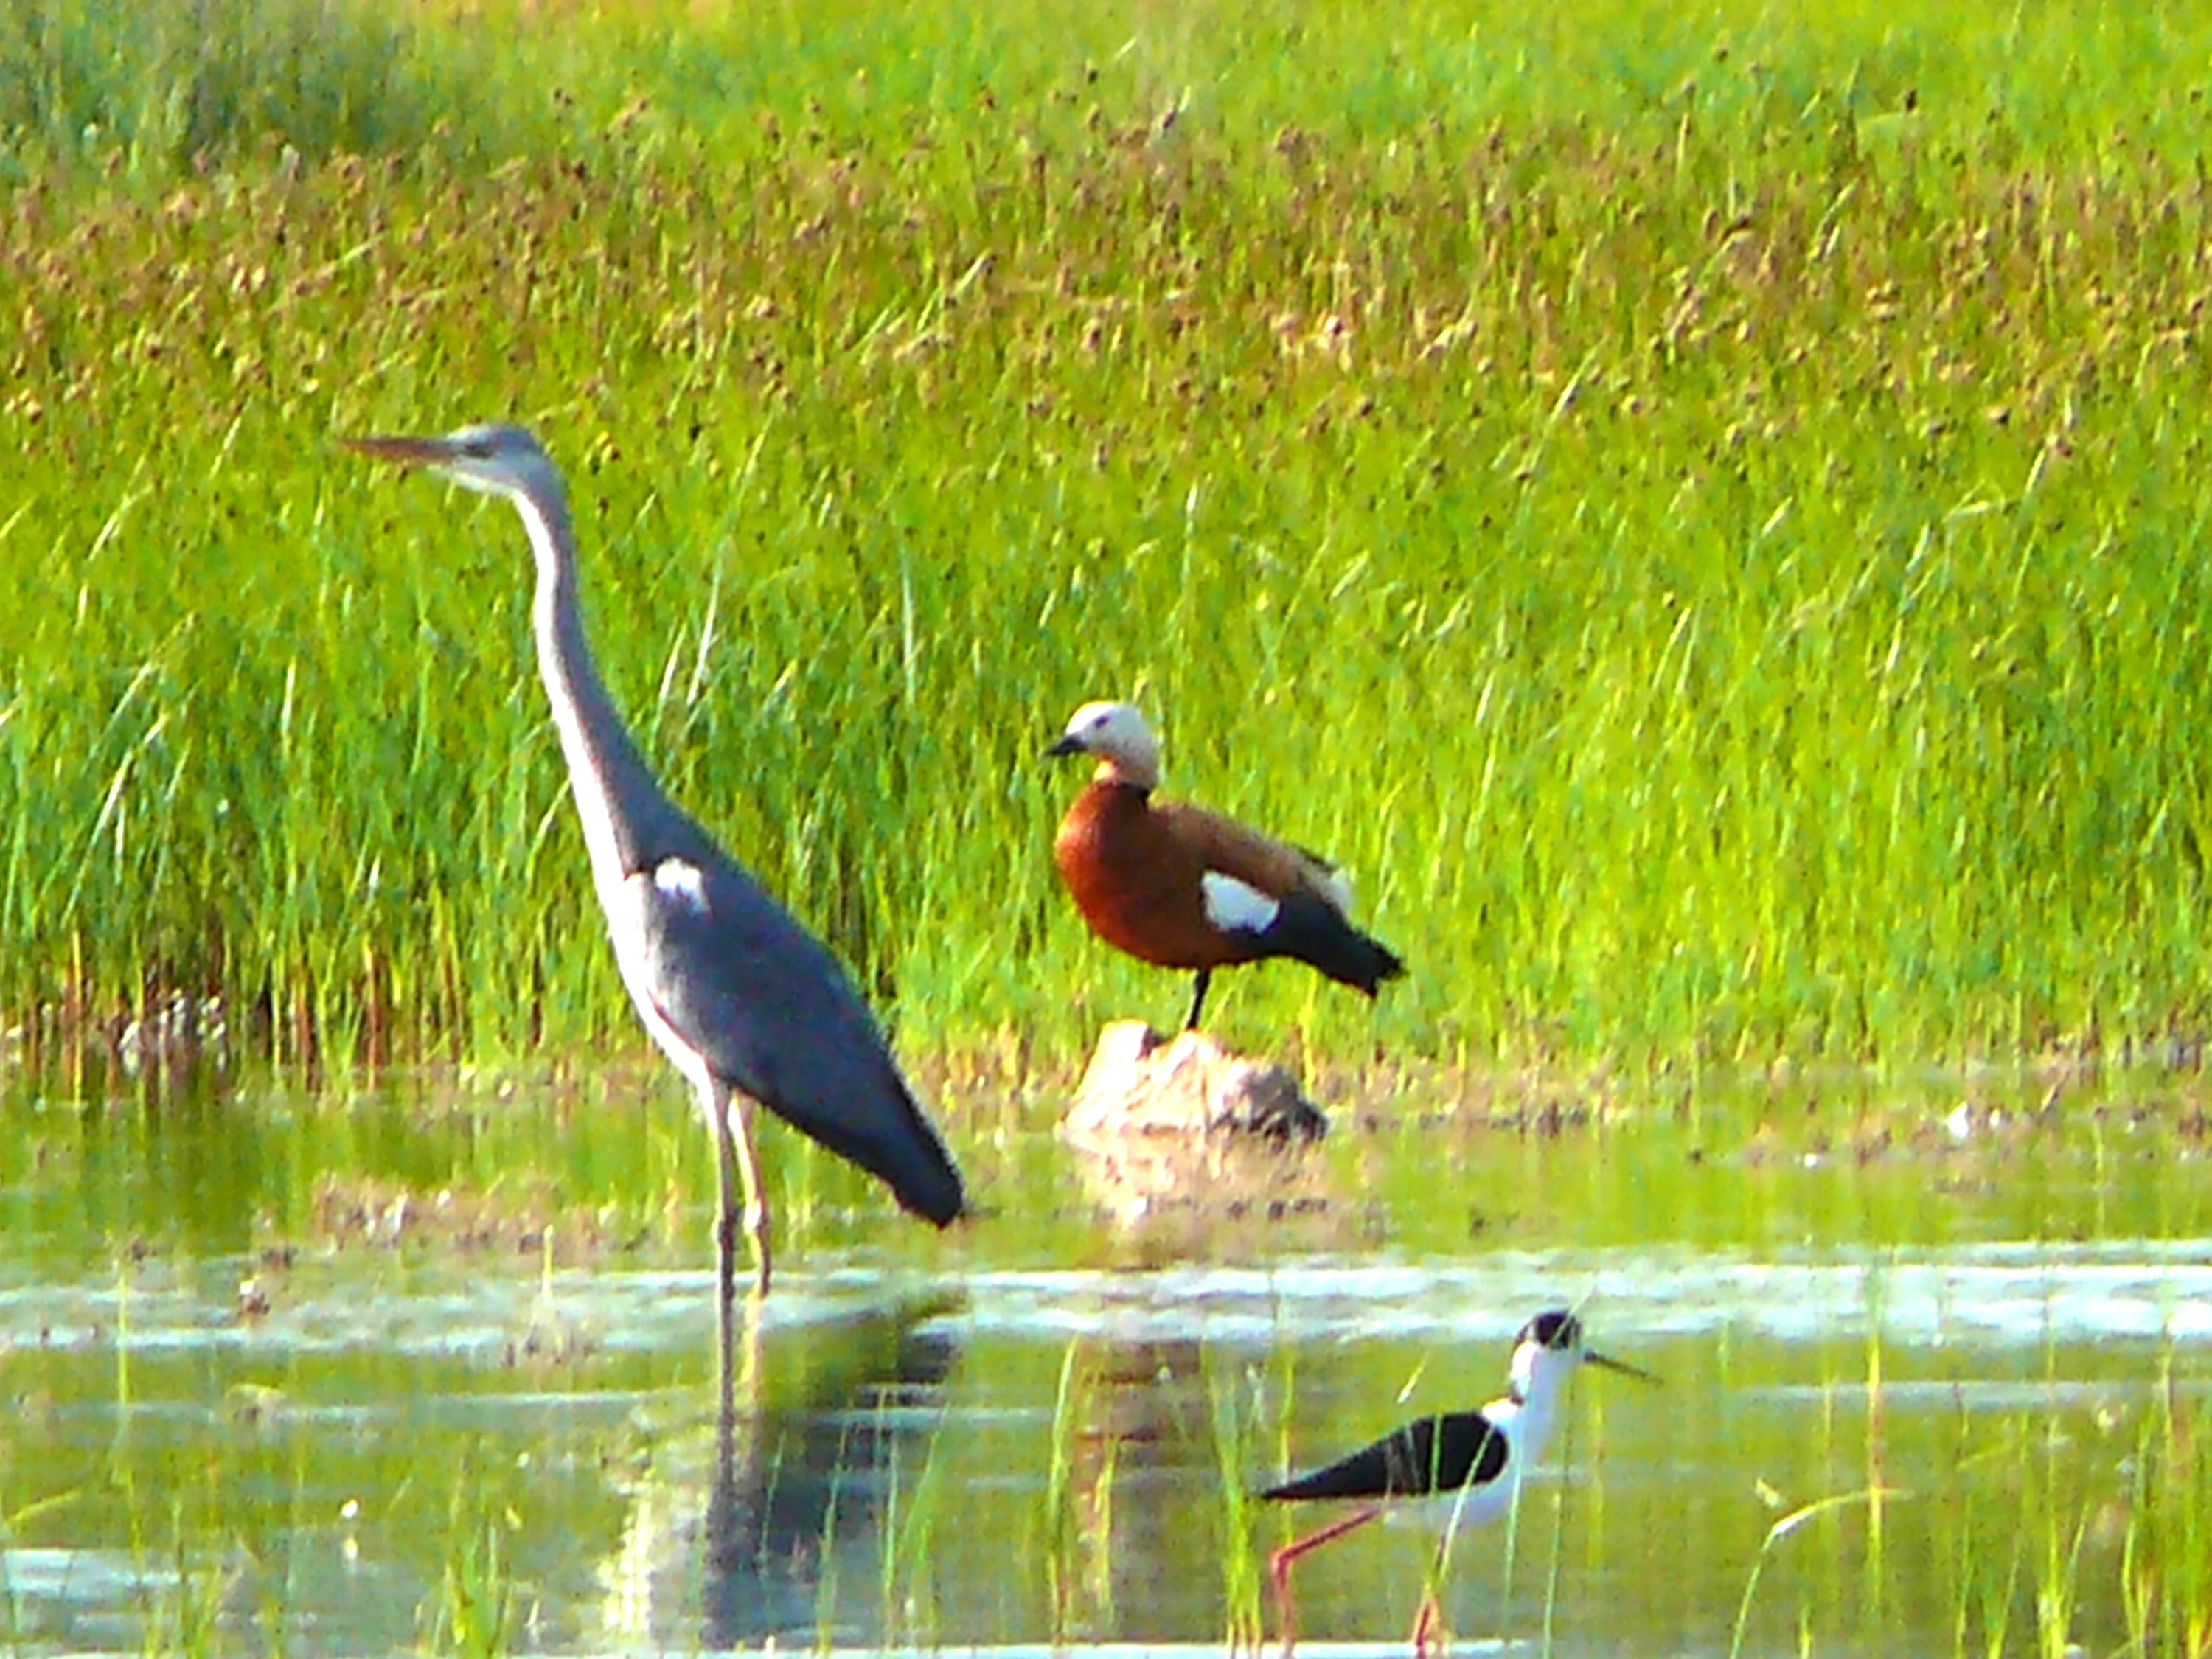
[1262,1411,1507,1502]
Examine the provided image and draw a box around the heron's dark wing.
[1261,1411,1507,1502]
[625,851,965,1226]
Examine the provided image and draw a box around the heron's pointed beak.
[343,434,465,468]
[1043,734,1086,761]
[1586,1349,1660,1384]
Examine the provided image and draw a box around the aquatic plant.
[2121,1358,2212,1658]
[1036,1338,1089,1640]
[877,1413,951,1649]
[1203,1352,1265,1651]
[425,1464,516,1659]
[1729,1486,1897,1659]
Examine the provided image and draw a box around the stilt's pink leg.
[1409,1588,1443,1655]
[1267,1506,1382,1659]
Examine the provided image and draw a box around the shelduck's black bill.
[1043,734,1085,759]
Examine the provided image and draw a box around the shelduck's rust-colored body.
[1047,701,1404,1029]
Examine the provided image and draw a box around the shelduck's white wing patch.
[1201,870,1280,936]
[650,858,710,912]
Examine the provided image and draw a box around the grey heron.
[345,422,965,1301]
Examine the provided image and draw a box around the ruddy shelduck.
[1046,700,1405,1029]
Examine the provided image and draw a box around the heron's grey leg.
[710,1079,772,1296]
[707,1079,771,1300]
[707,1079,741,1303]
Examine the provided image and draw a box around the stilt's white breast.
[1386,1442,1523,1537]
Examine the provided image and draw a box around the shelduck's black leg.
[1183,969,1213,1031]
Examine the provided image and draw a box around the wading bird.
[346,423,964,1302]
[1260,1309,1653,1657]
[1046,700,1405,1031]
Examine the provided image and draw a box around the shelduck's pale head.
[1046,700,1163,790]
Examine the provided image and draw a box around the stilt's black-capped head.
[1507,1308,1657,1401]
[1520,1310,1585,1352]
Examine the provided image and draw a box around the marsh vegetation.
[9,0,2212,1069]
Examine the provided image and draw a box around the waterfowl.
[1046,700,1405,1030]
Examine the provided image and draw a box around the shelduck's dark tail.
[1263,891,1407,996]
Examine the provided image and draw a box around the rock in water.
[1064,1021,1329,1143]
[1060,1022,1333,1230]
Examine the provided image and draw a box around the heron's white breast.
[608,866,717,1107]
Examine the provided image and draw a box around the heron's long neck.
[513,487,668,887]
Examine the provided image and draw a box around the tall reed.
[7,0,2212,1074]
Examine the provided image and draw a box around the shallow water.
[4,1059,2210,1657]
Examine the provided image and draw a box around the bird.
[344,422,964,1303]
[1259,1308,1654,1657]
[1045,700,1405,1031]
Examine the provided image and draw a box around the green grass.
[7,0,2212,1076]
[1202,1352,1265,1651]
[2119,1358,2212,1658]
[425,1461,517,1659]
[1714,1321,2202,1659]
